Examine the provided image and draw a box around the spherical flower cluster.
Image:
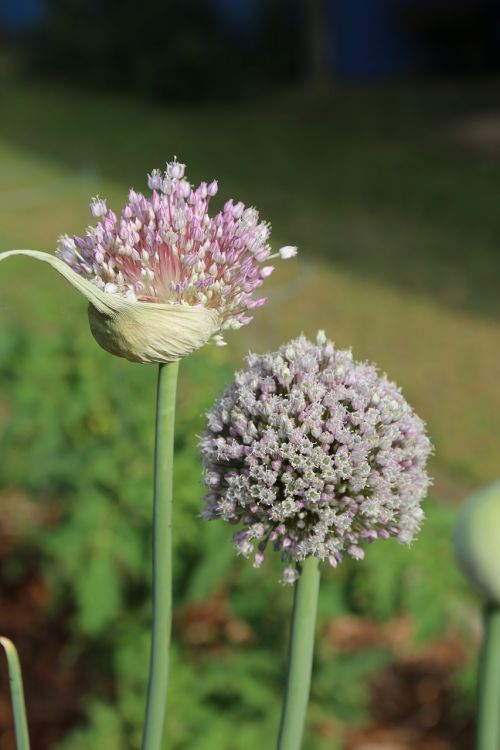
[56,159,296,344]
[200,332,432,583]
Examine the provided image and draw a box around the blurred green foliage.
[0,320,475,748]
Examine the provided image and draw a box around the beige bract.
[0,249,220,363]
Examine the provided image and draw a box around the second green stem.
[476,603,500,750]
[276,557,321,750]
[0,637,31,750]
[142,360,179,750]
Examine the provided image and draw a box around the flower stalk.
[276,557,320,750]
[141,361,179,750]
[476,604,500,750]
[0,637,31,750]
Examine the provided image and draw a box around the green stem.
[0,637,31,750]
[276,557,321,750]
[142,361,179,750]
[476,603,500,750]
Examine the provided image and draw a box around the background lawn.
[0,75,498,748]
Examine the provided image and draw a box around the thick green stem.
[476,603,500,750]
[0,637,31,750]
[141,361,179,750]
[276,557,321,750]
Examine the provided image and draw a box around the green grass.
[1,77,499,498]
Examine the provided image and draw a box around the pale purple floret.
[56,160,296,344]
[200,332,432,583]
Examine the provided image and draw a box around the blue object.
[329,0,422,80]
[0,0,45,31]
[210,0,263,39]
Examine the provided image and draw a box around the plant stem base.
[476,603,500,750]
[276,557,320,750]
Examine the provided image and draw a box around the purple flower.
[57,159,296,345]
[0,160,296,363]
[200,332,432,582]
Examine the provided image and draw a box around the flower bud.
[454,480,500,604]
[166,160,185,179]
[207,180,218,197]
[90,196,107,218]
[278,246,298,259]
[147,169,163,190]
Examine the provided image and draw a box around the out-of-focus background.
[1,0,500,747]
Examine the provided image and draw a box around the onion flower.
[0,160,296,363]
[201,331,432,583]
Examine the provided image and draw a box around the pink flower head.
[56,159,297,346]
[201,332,432,583]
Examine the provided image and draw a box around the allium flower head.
[200,333,432,583]
[0,160,296,363]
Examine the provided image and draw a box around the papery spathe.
[0,250,220,363]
